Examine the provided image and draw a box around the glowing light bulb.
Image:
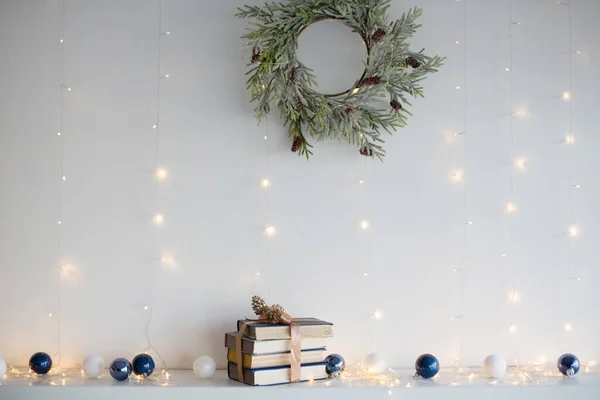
[562,91,572,101]
[363,272,368,277]
[454,40,460,44]
[502,253,508,258]
[509,324,516,333]
[359,180,364,184]
[162,74,170,79]
[144,305,149,310]
[264,225,277,237]
[261,178,270,188]
[450,169,465,183]
[156,168,167,181]
[352,88,360,94]
[565,134,575,145]
[62,176,66,181]
[514,157,527,170]
[152,124,158,129]
[60,39,64,44]
[154,214,164,226]
[456,86,461,90]
[373,310,383,320]
[264,135,268,140]
[161,255,176,268]
[509,291,520,303]
[572,184,581,189]
[467,221,473,225]
[360,220,370,230]
[162,31,171,35]
[564,323,573,332]
[505,67,510,71]
[48,313,53,317]
[568,225,579,237]
[58,220,62,225]
[505,202,517,213]
[57,132,61,136]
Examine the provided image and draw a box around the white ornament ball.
[193,356,216,378]
[82,355,105,378]
[0,357,6,379]
[364,352,387,374]
[483,354,507,379]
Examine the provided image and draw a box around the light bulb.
[454,40,460,44]
[505,67,510,71]
[456,86,461,90]
[564,323,573,332]
[154,214,164,226]
[260,178,270,188]
[509,324,516,333]
[161,255,176,268]
[60,39,64,44]
[144,305,149,310]
[156,168,168,181]
[264,135,268,140]
[562,91,572,101]
[162,74,170,79]
[509,291,520,303]
[359,180,364,184]
[57,220,62,225]
[505,202,517,213]
[62,176,66,181]
[373,310,383,320]
[568,225,579,237]
[163,31,171,35]
[152,124,158,129]
[352,88,360,94]
[264,225,277,237]
[363,272,368,277]
[49,313,53,317]
[514,157,527,170]
[572,184,581,189]
[502,253,508,258]
[57,132,61,136]
[467,221,473,225]
[360,220,370,230]
[565,134,575,145]
[450,169,464,183]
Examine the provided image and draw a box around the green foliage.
[237,0,444,159]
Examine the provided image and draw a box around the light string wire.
[259,118,272,299]
[143,0,170,382]
[449,0,469,371]
[54,0,67,371]
[362,160,374,350]
[558,0,577,352]
[507,0,519,337]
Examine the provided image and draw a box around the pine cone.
[294,97,302,112]
[251,48,261,64]
[290,67,300,84]
[263,304,285,324]
[359,147,373,157]
[344,107,358,116]
[390,99,402,110]
[251,295,268,316]
[372,28,387,43]
[357,76,381,87]
[291,136,303,153]
[405,56,421,68]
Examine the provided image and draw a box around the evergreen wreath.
[236,0,444,159]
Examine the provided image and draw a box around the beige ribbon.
[235,313,307,383]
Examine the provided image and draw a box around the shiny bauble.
[0,357,6,378]
[415,354,439,379]
[132,354,155,378]
[82,355,105,378]
[29,352,53,375]
[557,353,580,377]
[193,356,216,378]
[483,354,507,378]
[109,358,132,381]
[364,352,386,374]
[324,354,346,377]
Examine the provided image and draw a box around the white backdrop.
[0,0,599,370]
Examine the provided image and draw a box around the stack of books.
[225,318,334,385]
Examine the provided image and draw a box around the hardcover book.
[227,348,325,369]
[224,332,328,355]
[237,318,333,340]
[227,361,327,386]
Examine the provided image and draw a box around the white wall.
[0,0,599,370]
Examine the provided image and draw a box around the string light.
[153,214,164,226]
[561,91,572,101]
[568,225,579,237]
[372,311,383,320]
[509,324,516,333]
[505,202,517,213]
[564,323,573,332]
[352,88,360,94]
[450,169,464,183]
[360,220,370,230]
[565,134,575,145]
[264,225,277,237]
[514,157,527,170]
[260,178,270,188]
[508,291,520,304]
[155,168,167,181]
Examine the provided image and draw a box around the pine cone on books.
[263,304,285,324]
[251,295,268,316]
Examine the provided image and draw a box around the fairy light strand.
[361,159,376,348]
[260,117,272,299]
[507,0,519,336]
[559,0,577,347]
[54,0,68,371]
[144,0,168,373]
[454,0,469,364]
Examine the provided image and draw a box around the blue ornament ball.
[132,354,155,378]
[415,354,439,379]
[29,352,52,375]
[324,354,346,377]
[109,358,132,381]
[557,353,580,377]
